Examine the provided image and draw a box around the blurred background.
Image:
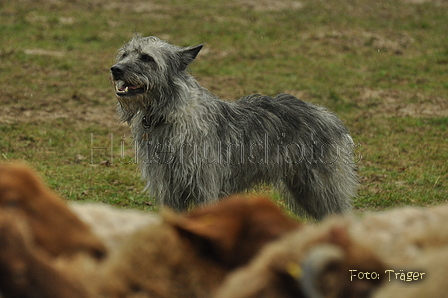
[0,0,446,212]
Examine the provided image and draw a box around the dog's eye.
[119,52,128,60]
[140,54,155,63]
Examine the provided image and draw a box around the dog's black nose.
[110,64,124,79]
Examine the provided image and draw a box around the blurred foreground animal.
[70,202,160,250]
[3,163,448,298]
[0,163,107,259]
[0,163,158,253]
[110,35,358,219]
[0,164,300,298]
[215,218,386,298]
[216,204,448,298]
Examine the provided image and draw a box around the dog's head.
[110,35,203,98]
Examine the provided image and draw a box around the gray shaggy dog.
[110,35,358,220]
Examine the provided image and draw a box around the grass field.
[0,0,446,213]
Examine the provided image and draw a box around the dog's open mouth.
[114,80,145,97]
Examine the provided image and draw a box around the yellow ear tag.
[287,262,303,279]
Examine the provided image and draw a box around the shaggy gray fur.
[110,35,358,219]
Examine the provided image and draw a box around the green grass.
[0,0,446,213]
[354,117,447,210]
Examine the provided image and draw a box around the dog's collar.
[142,114,167,129]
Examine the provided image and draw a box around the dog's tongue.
[121,85,138,91]
[116,81,127,91]
[116,81,138,92]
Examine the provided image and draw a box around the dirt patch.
[0,105,123,130]
[402,0,445,4]
[355,88,448,118]
[305,29,414,55]
[24,49,66,57]
[3,87,444,128]
[235,0,304,12]
[104,2,168,13]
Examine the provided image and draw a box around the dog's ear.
[164,195,300,269]
[179,44,203,71]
